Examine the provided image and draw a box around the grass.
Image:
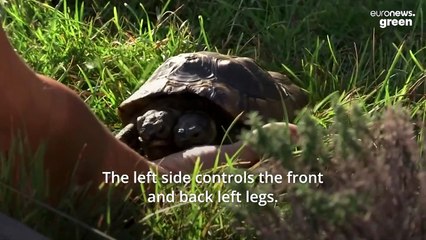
[1,0,425,239]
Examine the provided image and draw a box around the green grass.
[1,0,425,239]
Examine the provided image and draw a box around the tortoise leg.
[116,123,140,151]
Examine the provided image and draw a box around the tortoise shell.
[118,51,307,125]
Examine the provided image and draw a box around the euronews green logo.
[370,10,415,28]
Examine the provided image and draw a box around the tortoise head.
[136,108,180,145]
[135,108,183,160]
[173,112,217,149]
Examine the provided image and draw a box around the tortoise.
[116,51,308,160]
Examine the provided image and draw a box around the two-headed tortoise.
[116,51,308,160]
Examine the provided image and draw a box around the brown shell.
[118,51,307,124]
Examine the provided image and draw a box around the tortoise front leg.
[116,123,141,153]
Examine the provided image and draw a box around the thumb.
[252,122,299,144]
